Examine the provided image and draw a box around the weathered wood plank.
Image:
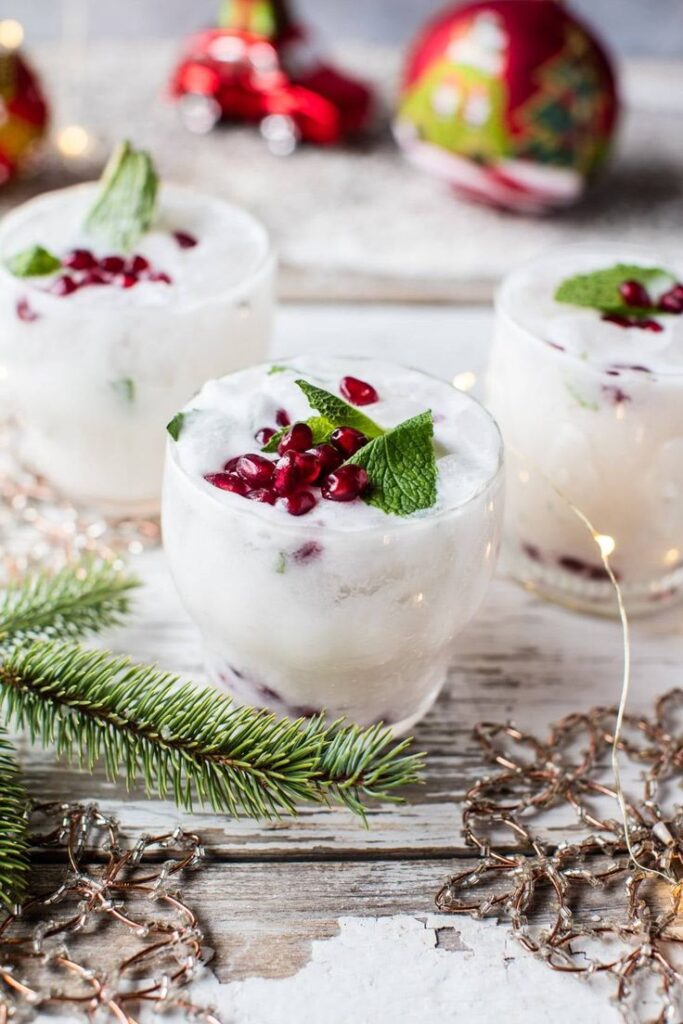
[14,548,683,859]
[22,857,672,984]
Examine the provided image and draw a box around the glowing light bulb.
[56,124,91,158]
[0,20,24,49]
[452,371,477,392]
[595,533,615,558]
[665,548,681,567]
[518,469,530,484]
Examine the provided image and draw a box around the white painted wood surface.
[16,302,683,1023]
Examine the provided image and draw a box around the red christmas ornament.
[169,0,374,153]
[394,0,619,213]
[0,46,49,185]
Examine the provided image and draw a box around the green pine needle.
[0,561,139,654]
[0,641,423,821]
[0,727,29,910]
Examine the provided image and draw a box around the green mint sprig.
[346,410,437,517]
[85,140,159,252]
[291,379,437,517]
[555,263,675,317]
[295,381,385,439]
[6,245,61,278]
[166,411,186,441]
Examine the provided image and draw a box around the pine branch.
[0,641,423,821]
[0,727,30,910]
[0,561,139,654]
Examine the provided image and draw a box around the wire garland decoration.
[0,803,220,1023]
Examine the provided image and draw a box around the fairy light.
[595,533,615,558]
[518,469,530,484]
[665,548,680,566]
[452,371,477,392]
[0,20,24,49]
[56,124,92,158]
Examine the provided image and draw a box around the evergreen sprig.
[0,727,30,910]
[0,641,423,822]
[0,561,138,654]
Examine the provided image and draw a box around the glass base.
[507,544,683,618]
[205,649,443,736]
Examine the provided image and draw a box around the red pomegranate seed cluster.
[203,377,380,515]
[603,278,683,331]
[205,423,369,515]
[42,249,173,301]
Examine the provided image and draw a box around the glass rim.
[163,355,506,536]
[495,242,683,380]
[0,181,275,309]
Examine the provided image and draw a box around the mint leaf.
[110,377,135,403]
[267,364,289,375]
[6,245,61,278]
[295,380,384,439]
[261,415,335,454]
[85,140,159,252]
[347,411,437,517]
[166,412,186,441]
[555,263,675,316]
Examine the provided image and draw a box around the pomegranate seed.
[204,472,248,495]
[16,298,38,322]
[236,453,275,487]
[619,279,651,308]
[277,422,313,455]
[281,490,316,516]
[274,452,302,496]
[64,248,95,270]
[602,313,632,328]
[149,271,172,284]
[100,255,125,274]
[174,230,198,249]
[51,274,79,296]
[223,456,241,473]
[118,274,138,289]
[293,541,322,562]
[275,408,290,427]
[311,443,343,481]
[321,464,369,502]
[291,451,319,484]
[82,270,107,286]
[255,426,276,446]
[249,487,276,504]
[340,375,379,406]
[658,288,683,314]
[128,254,150,275]
[330,426,368,457]
[640,318,663,332]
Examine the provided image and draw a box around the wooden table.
[15,302,683,1024]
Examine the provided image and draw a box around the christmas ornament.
[394,0,618,213]
[169,0,374,153]
[0,44,49,185]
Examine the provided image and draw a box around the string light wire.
[509,445,676,891]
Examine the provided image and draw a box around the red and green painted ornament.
[0,44,49,186]
[394,0,619,213]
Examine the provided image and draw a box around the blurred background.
[1,0,682,301]
[13,0,683,55]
